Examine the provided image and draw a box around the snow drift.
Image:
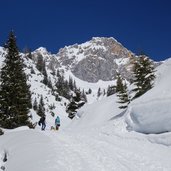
[126,58,171,134]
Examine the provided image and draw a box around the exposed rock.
[57,37,136,82]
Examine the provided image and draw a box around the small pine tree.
[66,90,85,119]
[116,74,130,109]
[42,60,48,85]
[27,50,32,59]
[31,67,35,74]
[66,100,78,119]
[69,76,74,90]
[132,55,155,99]
[82,89,87,102]
[103,89,106,96]
[0,128,4,135]
[36,54,43,72]
[73,80,77,91]
[107,85,116,96]
[88,88,92,94]
[97,87,102,97]
[33,98,38,111]
[47,77,52,89]
[37,95,45,117]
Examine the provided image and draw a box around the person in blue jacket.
[55,116,60,130]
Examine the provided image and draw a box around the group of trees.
[56,74,87,119]
[115,55,155,109]
[33,95,45,117]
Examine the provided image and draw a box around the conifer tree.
[97,87,102,97]
[36,54,43,72]
[107,85,116,96]
[47,77,52,89]
[132,55,155,99]
[69,76,74,90]
[37,95,45,117]
[66,90,85,119]
[88,88,92,94]
[33,98,38,111]
[116,74,130,109]
[42,60,48,85]
[0,31,31,128]
[27,49,32,59]
[56,72,70,99]
[31,66,35,74]
[82,89,87,102]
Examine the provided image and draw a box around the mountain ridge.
[31,37,137,83]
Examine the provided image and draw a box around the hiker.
[55,116,60,130]
[38,115,46,130]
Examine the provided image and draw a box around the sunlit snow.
[0,46,171,170]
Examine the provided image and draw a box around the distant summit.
[56,37,136,82]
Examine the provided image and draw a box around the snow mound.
[126,58,171,134]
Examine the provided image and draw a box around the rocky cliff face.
[56,37,136,82]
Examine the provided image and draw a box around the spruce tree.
[88,88,92,94]
[36,54,43,72]
[107,85,116,96]
[27,49,32,59]
[37,95,45,117]
[42,60,48,85]
[116,74,130,109]
[47,77,52,89]
[66,90,85,119]
[33,98,38,111]
[97,87,101,97]
[0,31,31,128]
[69,76,74,90]
[82,89,87,102]
[132,55,155,99]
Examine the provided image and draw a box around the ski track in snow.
[1,127,171,171]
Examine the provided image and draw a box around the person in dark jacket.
[39,116,46,130]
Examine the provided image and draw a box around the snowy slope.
[125,58,171,134]
[1,42,171,170]
[1,93,171,171]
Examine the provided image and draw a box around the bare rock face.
[57,37,136,82]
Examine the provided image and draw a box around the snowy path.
[1,128,171,171]
[43,129,171,171]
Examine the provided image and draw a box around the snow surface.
[0,46,171,170]
[1,94,171,170]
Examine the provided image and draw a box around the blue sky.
[0,0,171,61]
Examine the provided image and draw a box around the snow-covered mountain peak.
[57,37,135,82]
[34,47,50,56]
